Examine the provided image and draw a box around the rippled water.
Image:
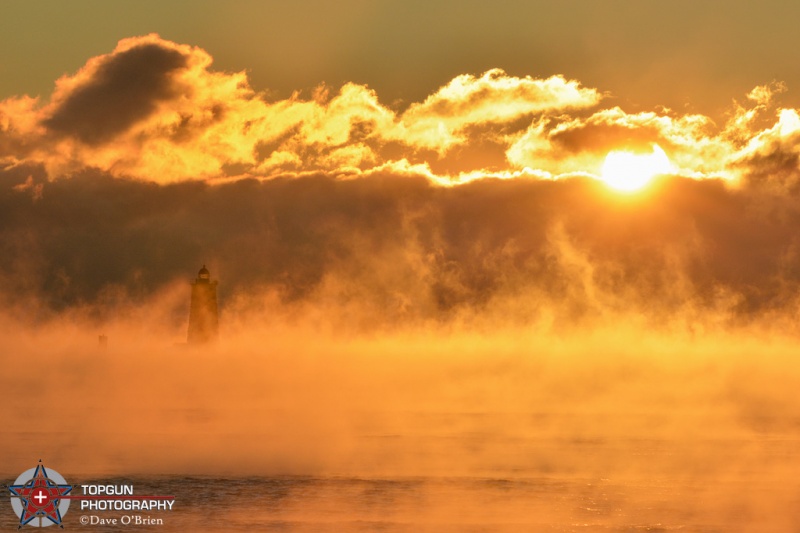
[1,474,698,532]
[6,339,800,532]
[4,422,800,532]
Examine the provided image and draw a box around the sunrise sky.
[8,7,800,529]
[2,0,800,333]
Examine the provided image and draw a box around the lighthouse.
[188,265,218,344]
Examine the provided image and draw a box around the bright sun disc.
[600,144,672,192]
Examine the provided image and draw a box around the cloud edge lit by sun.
[0,34,797,193]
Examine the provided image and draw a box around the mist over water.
[4,301,800,530]
[6,26,800,531]
[6,171,800,529]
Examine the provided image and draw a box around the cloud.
[393,68,602,154]
[0,35,266,182]
[2,163,800,335]
[0,95,42,160]
[732,108,800,189]
[506,107,727,179]
[3,35,800,189]
[253,83,395,175]
[3,35,800,331]
[42,36,189,144]
[0,37,607,183]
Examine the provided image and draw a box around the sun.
[600,144,673,192]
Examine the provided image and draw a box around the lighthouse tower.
[188,265,218,344]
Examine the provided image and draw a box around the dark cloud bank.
[42,43,188,145]
[3,165,800,333]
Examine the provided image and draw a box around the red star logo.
[9,462,72,528]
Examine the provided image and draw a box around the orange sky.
[5,1,800,116]
[7,11,800,527]
[1,27,798,185]
[2,8,800,332]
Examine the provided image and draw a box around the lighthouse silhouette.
[188,265,218,344]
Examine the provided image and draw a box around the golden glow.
[600,144,673,192]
